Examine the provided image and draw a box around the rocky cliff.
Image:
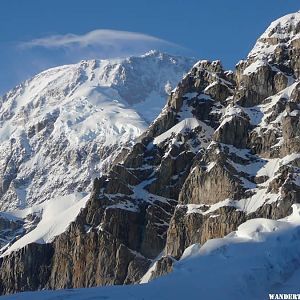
[1,11,300,295]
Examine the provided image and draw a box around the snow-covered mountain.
[1,10,300,299]
[0,51,195,211]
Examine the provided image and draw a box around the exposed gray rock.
[146,256,176,282]
[0,243,53,295]
[213,114,250,148]
[165,205,247,259]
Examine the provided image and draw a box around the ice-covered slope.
[0,51,195,211]
[3,204,300,300]
[0,192,89,256]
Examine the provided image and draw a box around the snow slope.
[0,51,195,210]
[0,192,89,256]
[153,117,212,145]
[3,204,300,300]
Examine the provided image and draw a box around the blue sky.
[0,0,299,94]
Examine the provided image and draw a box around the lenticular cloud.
[20,29,176,49]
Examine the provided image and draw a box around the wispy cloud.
[20,29,177,51]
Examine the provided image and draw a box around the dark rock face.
[1,11,300,295]
[0,243,54,295]
[48,221,151,288]
[165,206,247,259]
[0,216,23,249]
[282,113,300,154]
[178,163,244,205]
[235,64,280,107]
[213,114,250,148]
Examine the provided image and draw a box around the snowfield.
[3,205,300,299]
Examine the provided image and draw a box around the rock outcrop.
[0,215,23,249]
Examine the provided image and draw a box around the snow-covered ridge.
[260,10,300,41]
[247,10,300,62]
[0,51,195,211]
[153,118,213,145]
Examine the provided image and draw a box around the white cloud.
[20,29,176,50]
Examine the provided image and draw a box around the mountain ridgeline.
[1,11,300,294]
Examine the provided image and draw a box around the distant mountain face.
[0,51,195,211]
[1,11,300,298]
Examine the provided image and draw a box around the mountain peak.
[262,10,300,39]
[0,52,195,211]
[141,49,161,57]
[248,11,300,61]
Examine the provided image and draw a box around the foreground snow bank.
[3,205,300,299]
